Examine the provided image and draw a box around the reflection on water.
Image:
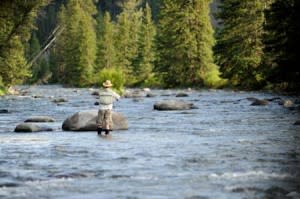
[0,85,299,199]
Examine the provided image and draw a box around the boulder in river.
[143,88,151,92]
[250,99,269,106]
[24,116,55,123]
[15,123,53,133]
[283,99,294,108]
[154,100,196,111]
[62,110,128,131]
[123,90,145,98]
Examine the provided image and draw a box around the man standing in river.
[97,80,120,135]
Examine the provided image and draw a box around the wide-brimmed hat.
[103,80,113,87]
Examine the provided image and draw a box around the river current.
[0,85,299,199]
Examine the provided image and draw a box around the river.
[0,85,299,199]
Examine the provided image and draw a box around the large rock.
[24,116,55,123]
[154,100,196,111]
[123,90,145,98]
[294,120,300,125]
[15,123,53,133]
[62,110,128,131]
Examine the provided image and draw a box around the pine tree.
[263,0,300,90]
[55,0,97,87]
[214,0,268,89]
[96,12,117,71]
[134,3,156,85]
[0,0,49,88]
[27,33,42,82]
[52,4,67,83]
[115,0,143,83]
[157,0,221,88]
[27,33,41,60]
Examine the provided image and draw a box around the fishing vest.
[99,90,116,105]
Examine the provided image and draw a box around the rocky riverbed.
[0,85,299,199]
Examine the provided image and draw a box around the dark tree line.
[263,0,300,90]
[215,0,299,91]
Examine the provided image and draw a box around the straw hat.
[103,80,113,87]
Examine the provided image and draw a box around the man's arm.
[110,90,120,100]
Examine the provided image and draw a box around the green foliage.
[96,12,117,71]
[55,0,97,87]
[214,0,269,89]
[30,58,50,83]
[157,0,222,88]
[0,76,5,96]
[95,68,125,94]
[0,0,49,88]
[95,0,157,87]
[202,66,227,88]
[142,73,162,88]
[263,0,300,90]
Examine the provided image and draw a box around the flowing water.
[0,85,299,199]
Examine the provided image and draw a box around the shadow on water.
[0,85,299,199]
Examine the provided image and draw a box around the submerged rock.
[91,91,99,96]
[24,116,55,123]
[243,97,256,102]
[52,98,68,103]
[294,99,300,104]
[265,97,281,102]
[0,109,9,114]
[62,110,128,131]
[146,93,157,98]
[176,92,189,97]
[32,95,44,99]
[263,186,288,199]
[154,100,196,111]
[15,123,53,133]
[286,191,300,199]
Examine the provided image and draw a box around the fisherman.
[97,80,120,135]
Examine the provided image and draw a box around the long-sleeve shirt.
[99,88,120,110]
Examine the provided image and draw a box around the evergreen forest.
[0,0,299,95]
